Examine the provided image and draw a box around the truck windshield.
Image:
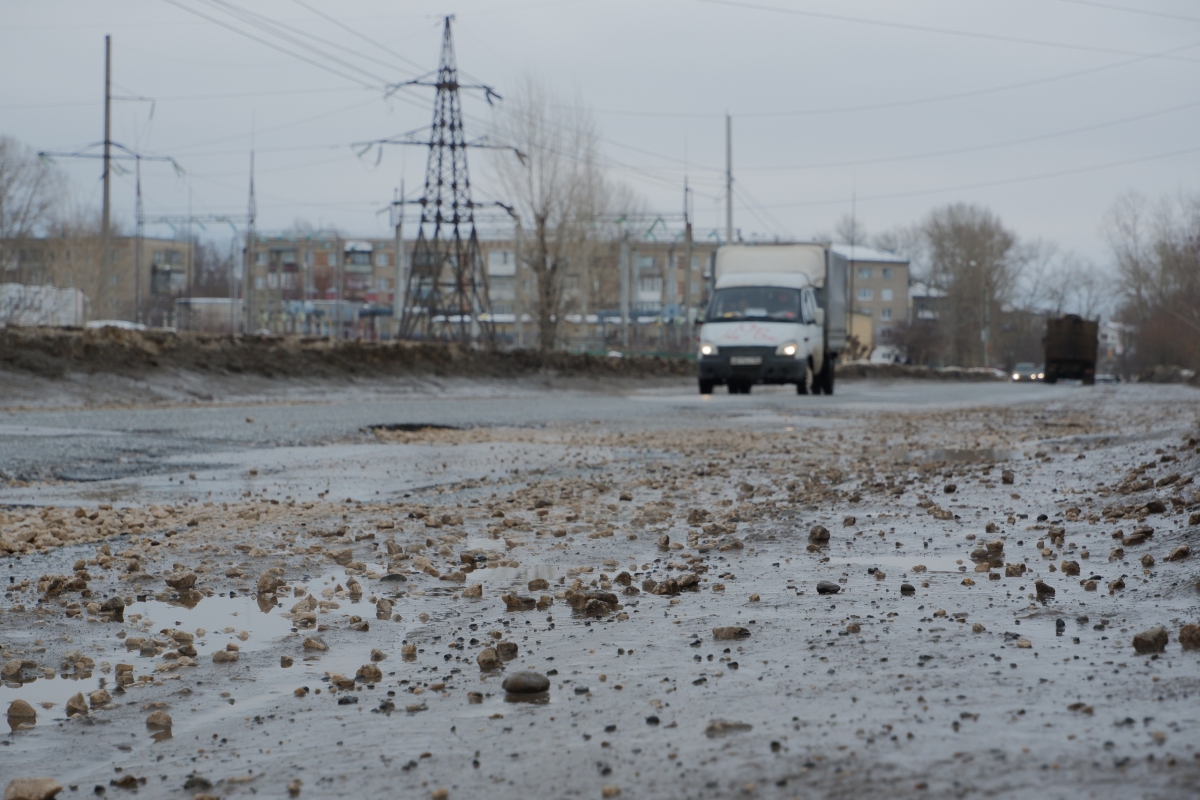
[706,287,802,322]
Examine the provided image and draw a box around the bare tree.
[0,136,63,283]
[492,80,607,351]
[920,203,1022,367]
[1104,190,1200,370]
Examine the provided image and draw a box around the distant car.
[1011,362,1043,381]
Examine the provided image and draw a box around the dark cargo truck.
[1043,314,1098,385]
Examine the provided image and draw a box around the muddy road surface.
[2,380,1199,800]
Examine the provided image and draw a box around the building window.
[881,308,892,321]
[255,251,266,266]
[326,252,337,267]
[856,288,873,301]
[859,308,871,317]
[267,272,280,289]
[882,268,893,279]
[881,288,894,301]
[857,267,872,279]
[638,276,662,294]
[375,251,389,267]
[561,276,580,292]
[255,276,265,289]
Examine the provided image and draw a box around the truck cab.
[696,244,846,396]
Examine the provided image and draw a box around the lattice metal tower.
[399,17,491,344]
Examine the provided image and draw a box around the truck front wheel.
[698,379,715,395]
[796,363,813,395]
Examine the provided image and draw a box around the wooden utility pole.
[724,114,732,245]
[101,35,112,316]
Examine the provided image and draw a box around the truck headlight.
[775,341,799,357]
[1038,373,1044,379]
[699,341,718,357]
[1012,373,1019,380]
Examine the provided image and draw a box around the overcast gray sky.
[4,0,1199,261]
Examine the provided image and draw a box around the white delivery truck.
[696,243,847,395]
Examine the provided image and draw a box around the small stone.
[1016,639,1032,649]
[1141,553,1155,568]
[1061,560,1081,575]
[302,637,328,651]
[467,691,483,704]
[944,484,957,494]
[280,655,294,668]
[900,583,915,596]
[462,583,483,598]
[502,594,536,611]
[431,789,449,800]
[2,777,63,800]
[502,671,550,694]
[808,525,830,543]
[477,649,500,671]
[163,571,197,591]
[971,623,986,633]
[145,711,172,728]
[356,664,383,683]
[495,641,518,660]
[1035,580,1055,599]
[1166,546,1190,562]
[99,596,125,620]
[705,719,753,736]
[65,693,87,717]
[212,650,238,663]
[88,690,110,708]
[287,778,302,797]
[1133,627,1168,654]
[257,572,284,594]
[602,787,621,798]
[712,626,750,640]
[816,581,840,595]
[528,578,549,592]
[1179,624,1200,650]
[370,648,386,662]
[1001,470,1014,484]
[7,699,36,723]
[845,623,861,634]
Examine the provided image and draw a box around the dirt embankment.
[1,326,1014,385]
[0,327,695,381]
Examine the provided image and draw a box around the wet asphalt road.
[0,380,1061,486]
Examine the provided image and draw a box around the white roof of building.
[831,244,909,264]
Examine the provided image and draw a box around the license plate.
[729,356,762,366]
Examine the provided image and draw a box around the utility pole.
[101,35,112,316]
[683,179,694,324]
[392,181,405,338]
[724,114,733,245]
[244,149,256,335]
[619,230,630,351]
[133,156,142,324]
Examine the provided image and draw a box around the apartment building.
[2,235,192,326]
[832,244,910,347]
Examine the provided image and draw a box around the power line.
[192,0,397,84]
[748,143,1200,210]
[693,0,1200,64]
[739,95,1200,172]
[287,0,430,75]
[1055,0,1200,25]
[159,0,383,90]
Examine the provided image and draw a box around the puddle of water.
[841,555,970,574]
[905,448,1017,464]
[123,591,296,654]
[1,672,108,724]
